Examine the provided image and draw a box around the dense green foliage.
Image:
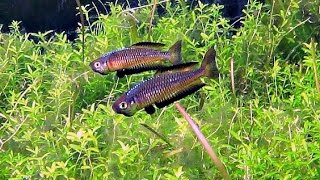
[0,1,319,179]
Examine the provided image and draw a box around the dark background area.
[0,0,263,35]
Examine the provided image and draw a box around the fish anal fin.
[120,64,165,76]
[155,83,205,109]
[116,70,126,78]
[145,105,156,114]
[130,42,166,49]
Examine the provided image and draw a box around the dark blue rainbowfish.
[112,48,219,116]
[89,40,182,78]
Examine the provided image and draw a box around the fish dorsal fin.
[155,62,198,76]
[201,47,219,78]
[168,40,182,64]
[130,42,166,49]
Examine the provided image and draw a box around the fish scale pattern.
[112,48,169,68]
[90,41,181,77]
[126,68,205,109]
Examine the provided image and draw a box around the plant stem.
[174,102,231,180]
[140,123,173,147]
[148,0,158,39]
[230,57,235,97]
[126,13,139,43]
[310,38,320,93]
[75,0,85,62]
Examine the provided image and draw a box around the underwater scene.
[0,0,319,179]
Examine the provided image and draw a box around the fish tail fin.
[168,40,182,65]
[201,47,219,78]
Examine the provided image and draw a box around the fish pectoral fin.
[155,62,199,76]
[145,105,156,114]
[130,42,166,49]
[155,83,206,109]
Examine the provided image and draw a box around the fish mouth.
[112,96,135,117]
[111,103,118,112]
[89,61,108,75]
[121,111,134,117]
[93,69,108,75]
[89,61,97,70]
[112,104,133,117]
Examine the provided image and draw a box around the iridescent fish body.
[90,40,182,78]
[112,48,219,117]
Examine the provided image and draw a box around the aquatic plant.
[0,0,319,179]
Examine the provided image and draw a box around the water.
[0,0,262,39]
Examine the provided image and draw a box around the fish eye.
[94,62,100,68]
[119,102,128,109]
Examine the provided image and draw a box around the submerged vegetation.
[0,0,319,179]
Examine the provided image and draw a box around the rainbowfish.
[112,48,219,117]
[90,40,182,78]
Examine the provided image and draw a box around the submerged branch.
[175,102,231,180]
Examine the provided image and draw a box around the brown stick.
[175,102,231,180]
